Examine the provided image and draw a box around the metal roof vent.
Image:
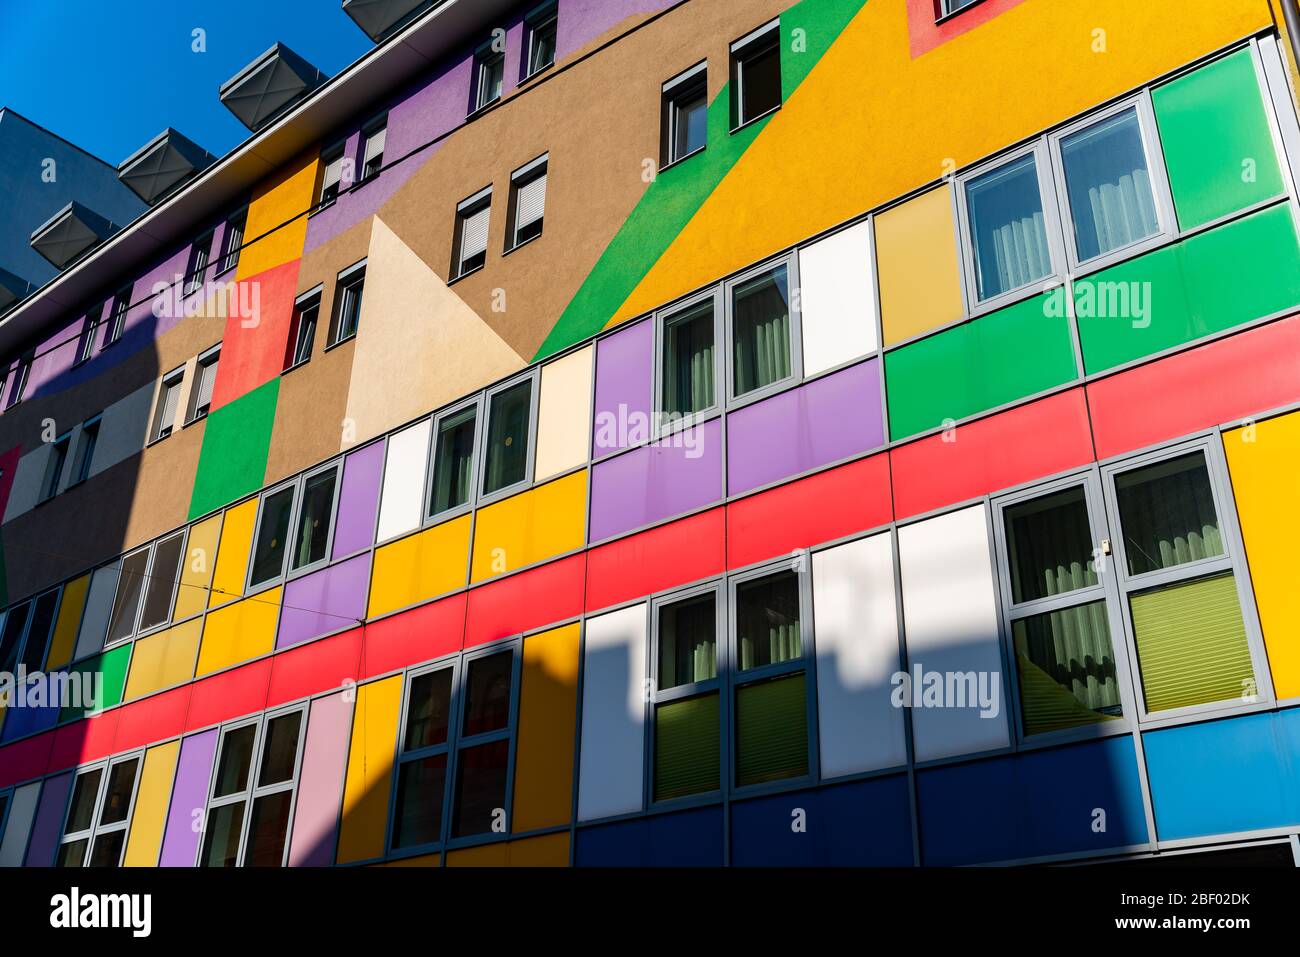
[118,128,216,205]
[219,43,327,132]
[0,268,32,313]
[29,202,117,269]
[343,0,440,42]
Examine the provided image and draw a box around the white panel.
[578,604,647,822]
[2,446,45,522]
[376,419,431,542]
[535,345,592,481]
[798,220,878,377]
[812,532,906,777]
[73,564,119,662]
[898,505,1009,763]
[0,782,40,866]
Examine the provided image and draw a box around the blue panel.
[731,776,913,866]
[575,805,724,867]
[918,735,1149,865]
[1,673,62,742]
[1143,708,1300,841]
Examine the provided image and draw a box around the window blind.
[735,673,808,787]
[363,127,386,167]
[322,154,343,190]
[158,381,180,436]
[654,693,719,801]
[461,206,490,262]
[515,172,547,229]
[195,359,218,412]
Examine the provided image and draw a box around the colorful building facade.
[1,0,1300,867]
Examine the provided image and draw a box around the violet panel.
[592,318,653,456]
[727,360,884,496]
[332,438,386,559]
[276,554,372,650]
[589,417,722,542]
[22,771,73,866]
[556,0,678,59]
[158,729,218,867]
[287,691,353,866]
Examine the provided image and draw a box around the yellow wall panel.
[44,574,89,670]
[1224,414,1300,699]
[535,346,593,481]
[124,619,203,700]
[337,676,402,864]
[512,623,580,832]
[367,514,472,618]
[195,588,281,676]
[445,833,569,867]
[876,185,965,345]
[236,151,319,280]
[176,514,222,620]
[123,741,180,867]
[208,499,258,609]
[470,472,587,583]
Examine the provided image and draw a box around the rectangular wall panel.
[375,419,431,543]
[0,781,40,866]
[876,184,966,347]
[578,604,647,821]
[898,504,1009,763]
[72,564,118,662]
[798,219,878,376]
[464,554,585,649]
[208,498,258,608]
[336,675,402,864]
[288,691,353,866]
[196,588,282,676]
[592,319,653,457]
[512,623,580,832]
[367,514,471,619]
[123,741,180,866]
[812,532,906,777]
[124,618,202,701]
[469,472,587,582]
[277,553,371,650]
[175,515,221,621]
[23,771,73,866]
[585,508,726,613]
[332,439,385,560]
[536,345,593,481]
[159,729,218,866]
[44,574,88,671]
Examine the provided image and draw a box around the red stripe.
[465,554,586,648]
[267,627,364,709]
[586,508,726,612]
[362,593,466,679]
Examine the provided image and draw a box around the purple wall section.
[287,691,353,866]
[159,729,218,867]
[22,770,72,866]
[589,417,722,542]
[557,0,676,59]
[332,439,386,560]
[592,318,653,456]
[276,554,373,650]
[727,360,885,496]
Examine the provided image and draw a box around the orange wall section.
[336,675,403,864]
[236,151,319,282]
[511,623,581,833]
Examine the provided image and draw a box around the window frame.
[246,459,344,592]
[0,597,33,674]
[55,752,144,868]
[505,153,548,252]
[217,207,247,276]
[75,308,101,365]
[134,528,188,638]
[938,0,985,19]
[651,284,724,441]
[14,586,61,673]
[186,344,221,424]
[521,1,558,81]
[67,415,101,488]
[317,142,347,209]
[359,115,388,183]
[452,186,493,280]
[723,253,805,408]
[183,230,214,297]
[38,432,71,503]
[287,460,344,577]
[729,18,782,132]
[285,286,323,371]
[476,368,540,506]
[471,38,506,115]
[103,543,153,649]
[328,260,366,347]
[661,62,708,169]
[386,654,462,857]
[105,288,131,346]
[150,366,186,443]
[423,393,485,525]
[6,353,31,409]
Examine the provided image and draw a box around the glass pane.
[292,470,336,569]
[736,571,802,671]
[451,739,509,838]
[21,592,58,672]
[1012,601,1123,735]
[244,791,293,867]
[404,669,453,751]
[479,55,504,106]
[430,407,477,515]
[654,693,719,801]
[735,673,809,787]
[1131,574,1254,713]
[738,37,781,123]
[529,17,557,74]
[250,487,294,585]
[139,533,184,631]
[482,382,531,495]
[87,829,126,867]
[393,753,447,848]
[338,279,363,340]
[673,87,707,159]
[64,768,103,835]
[293,305,318,365]
[213,725,256,798]
[658,593,716,690]
[1061,108,1160,262]
[661,301,715,419]
[966,153,1052,300]
[258,712,303,787]
[732,265,791,397]
[1115,452,1223,577]
[462,652,513,737]
[200,803,245,867]
[106,551,149,643]
[99,758,139,826]
[0,602,29,672]
[1004,487,1098,604]
[56,839,89,868]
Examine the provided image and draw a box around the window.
[249,462,342,587]
[285,291,320,371]
[5,354,31,408]
[523,2,558,80]
[76,308,101,364]
[151,367,184,441]
[506,155,547,250]
[731,20,781,128]
[428,401,478,518]
[218,208,247,274]
[290,465,338,571]
[652,588,721,802]
[360,118,387,182]
[481,375,534,497]
[391,664,455,851]
[330,263,365,345]
[662,64,708,166]
[199,708,305,867]
[450,647,517,838]
[941,0,983,15]
[106,547,150,646]
[472,41,506,113]
[249,484,296,588]
[69,416,100,487]
[55,756,141,867]
[184,231,213,296]
[187,346,220,422]
[137,530,185,633]
[15,589,59,673]
[39,433,70,503]
[318,144,345,207]
[657,292,718,428]
[105,288,130,346]
[729,261,797,399]
[453,189,491,278]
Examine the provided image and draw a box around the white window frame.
[184,231,214,297]
[151,366,185,442]
[423,394,485,523]
[186,344,221,424]
[106,288,131,345]
[506,153,548,251]
[217,207,247,275]
[76,309,100,364]
[471,39,506,114]
[730,18,782,131]
[38,432,70,502]
[662,62,708,168]
[651,285,723,441]
[103,543,152,648]
[68,415,101,487]
[6,353,31,408]
[318,143,346,208]
[135,528,188,638]
[55,753,144,868]
[453,187,492,279]
[287,286,323,370]
[329,260,366,346]
[360,115,388,182]
[477,369,540,505]
[246,459,344,592]
[522,1,558,81]
[723,252,804,407]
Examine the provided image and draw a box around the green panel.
[884,293,1077,440]
[1153,48,1285,230]
[535,0,867,360]
[1075,203,1300,373]
[735,672,808,787]
[1130,574,1254,714]
[187,378,279,520]
[59,643,131,722]
[654,692,719,801]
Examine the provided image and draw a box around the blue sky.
[0,0,373,163]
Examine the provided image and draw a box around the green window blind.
[1130,574,1254,713]
[654,693,719,801]
[735,673,808,788]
